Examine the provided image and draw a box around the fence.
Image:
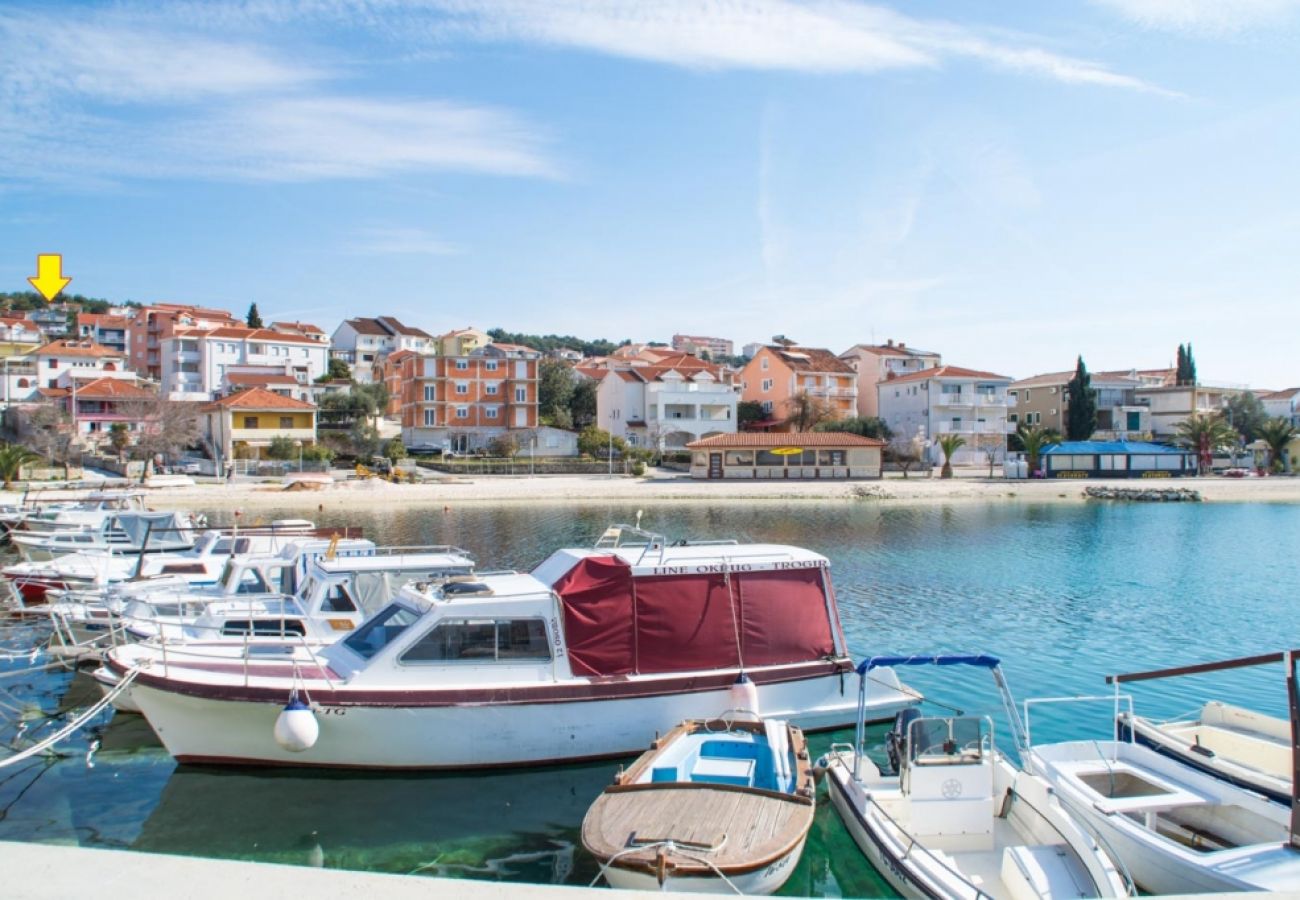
[417,457,630,476]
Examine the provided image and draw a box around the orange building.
[739,344,857,429]
[386,343,540,452]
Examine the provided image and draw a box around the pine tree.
[1065,355,1097,441]
[246,302,263,329]
[1185,342,1197,386]
[1175,344,1188,385]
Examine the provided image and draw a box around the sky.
[2,0,1298,387]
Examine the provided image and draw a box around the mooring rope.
[0,667,139,769]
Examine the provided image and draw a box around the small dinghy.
[1119,700,1291,806]
[824,655,1129,900]
[582,712,815,894]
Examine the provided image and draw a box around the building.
[1009,370,1150,439]
[437,327,493,357]
[200,387,318,461]
[270,322,328,345]
[32,340,130,390]
[741,342,764,359]
[389,343,540,453]
[839,340,941,418]
[25,307,71,339]
[41,377,157,442]
[550,347,583,362]
[126,303,240,380]
[739,344,857,428]
[1,316,45,352]
[330,317,434,383]
[583,357,738,450]
[1040,441,1196,479]
[1261,388,1300,427]
[685,432,883,479]
[1136,382,1241,440]
[877,365,1014,466]
[160,325,330,402]
[75,312,130,352]
[671,333,734,359]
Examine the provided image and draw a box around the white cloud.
[1092,0,1300,34]
[350,226,464,256]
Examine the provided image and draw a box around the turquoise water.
[1,501,1297,896]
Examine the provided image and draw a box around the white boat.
[583,715,814,894]
[0,489,147,537]
[1029,651,1300,894]
[1119,701,1291,807]
[10,510,204,562]
[824,654,1130,900]
[104,524,919,769]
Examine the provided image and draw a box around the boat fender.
[273,695,319,752]
[729,672,760,718]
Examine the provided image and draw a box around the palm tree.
[937,434,966,479]
[1174,411,1237,474]
[1257,417,1297,473]
[0,443,41,489]
[1016,423,1062,475]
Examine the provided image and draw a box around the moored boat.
[583,715,815,894]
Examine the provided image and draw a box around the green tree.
[485,434,520,458]
[265,435,298,460]
[1257,417,1297,473]
[737,400,766,428]
[1175,343,1198,386]
[937,434,966,479]
[1014,423,1062,475]
[108,422,131,460]
[569,378,598,429]
[384,437,407,462]
[577,426,626,458]
[349,419,382,459]
[784,391,831,431]
[1065,356,1097,441]
[1174,411,1236,474]
[0,443,41,488]
[814,416,893,441]
[317,358,351,382]
[246,303,264,328]
[538,358,576,425]
[1223,391,1268,444]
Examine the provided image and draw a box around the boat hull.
[126,669,912,769]
[601,836,807,894]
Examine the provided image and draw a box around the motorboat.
[823,654,1129,900]
[10,509,204,562]
[1119,701,1291,806]
[0,489,148,537]
[1028,651,1300,894]
[583,715,815,893]
[105,524,919,769]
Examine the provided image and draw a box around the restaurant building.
[686,432,883,480]
[1040,441,1196,479]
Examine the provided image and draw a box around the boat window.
[221,619,307,637]
[213,539,232,555]
[401,618,550,663]
[236,569,270,595]
[342,604,422,659]
[321,583,357,613]
[910,716,985,765]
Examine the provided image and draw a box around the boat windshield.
[341,603,422,660]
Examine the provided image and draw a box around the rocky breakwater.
[1084,485,1201,502]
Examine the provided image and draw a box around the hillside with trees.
[487,328,630,358]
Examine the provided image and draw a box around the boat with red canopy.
[106,524,918,769]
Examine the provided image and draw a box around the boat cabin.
[897,715,997,847]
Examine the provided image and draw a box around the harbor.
[1,498,1297,896]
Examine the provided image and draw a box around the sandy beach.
[9,470,1299,512]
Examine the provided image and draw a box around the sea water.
[1,500,1297,897]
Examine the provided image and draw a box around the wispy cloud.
[1091,0,1300,35]
[350,226,464,256]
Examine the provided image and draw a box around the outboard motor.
[885,707,922,775]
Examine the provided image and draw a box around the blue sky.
[2,1,1298,387]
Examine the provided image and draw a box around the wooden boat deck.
[582,784,813,875]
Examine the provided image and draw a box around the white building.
[330,316,433,383]
[877,365,1014,465]
[586,362,739,450]
[32,340,131,391]
[1262,388,1300,427]
[160,326,329,402]
[839,340,942,419]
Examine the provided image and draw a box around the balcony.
[229,426,316,443]
[936,392,1006,407]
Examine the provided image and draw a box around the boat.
[1028,651,1300,894]
[1119,702,1291,807]
[823,654,1130,900]
[10,509,204,562]
[583,714,815,893]
[0,489,148,537]
[104,524,919,769]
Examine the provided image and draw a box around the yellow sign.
[27,253,72,302]
[771,447,804,456]
[327,619,355,631]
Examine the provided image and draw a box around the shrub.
[630,460,646,477]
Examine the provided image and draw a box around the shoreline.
[7,472,1300,512]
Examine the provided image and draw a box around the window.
[485,382,499,395]
[401,619,550,663]
[48,359,58,369]
[456,406,469,419]
[485,360,498,372]
[342,603,421,659]
[243,416,258,428]
[485,406,499,418]
[455,359,469,370]
[423,385,435,402]
[818,450,846,466]
[235,569,270,595]
[515,387,526,402]
[455,382,468,395]
[321,583,357,613]
[761,378,772,392]
[279,416,294,429]
[1008,413,1019,423]
[724,450,754,466]
[423,409,436,426]
[760,357,769,370]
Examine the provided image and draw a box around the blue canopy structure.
[857,654,1001,675]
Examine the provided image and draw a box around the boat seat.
[691,756,755,787]
[1001,844,1089,900]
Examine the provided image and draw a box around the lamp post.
[296,439,303,472]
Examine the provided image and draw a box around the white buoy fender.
[273,696,319,752]
[729,672,760,718]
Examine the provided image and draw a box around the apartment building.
[671,333,734,358]
[76,312,130,352]
[1262,388,1300,427]
[126,303,240,380]
[438,327,492,357]
[330,316,434,383]
[201,387,318,461]
[839,340,941,418]
[33,340,131,390]
[1137,382,1241,439]
[160,325,330,402]
[42,377,157,441]
[391,344,540,452]
[1009,370,1150,438]
[877,365,1014,465]
[739,344,857,428]
[1,316,46,352]
[583,358,738,450]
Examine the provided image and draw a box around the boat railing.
[362,545,473,559]
[1022,694,1134,766]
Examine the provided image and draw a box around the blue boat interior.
[641,727,796,793]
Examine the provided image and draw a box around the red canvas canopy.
[553,554,838,677]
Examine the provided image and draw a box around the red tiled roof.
[377,316,432,339]
[225,373,299,387]
[345,316,432,339]
[34,340,123,358]
[272,321,324,334]
[687,432,884,449]
[68,377,154,399]
[886,365,1012,385]
[574,366,608,380]
[761,346,856,375]
[1262,387,1300,400]
[201,387,316,411]
[77,313,129,329]
[182,326,320,346]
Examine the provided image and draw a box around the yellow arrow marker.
[27,253,72,302]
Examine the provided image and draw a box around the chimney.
[886,339,894,347]
[899,342,906,349]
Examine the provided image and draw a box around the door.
[708,453,723,479]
